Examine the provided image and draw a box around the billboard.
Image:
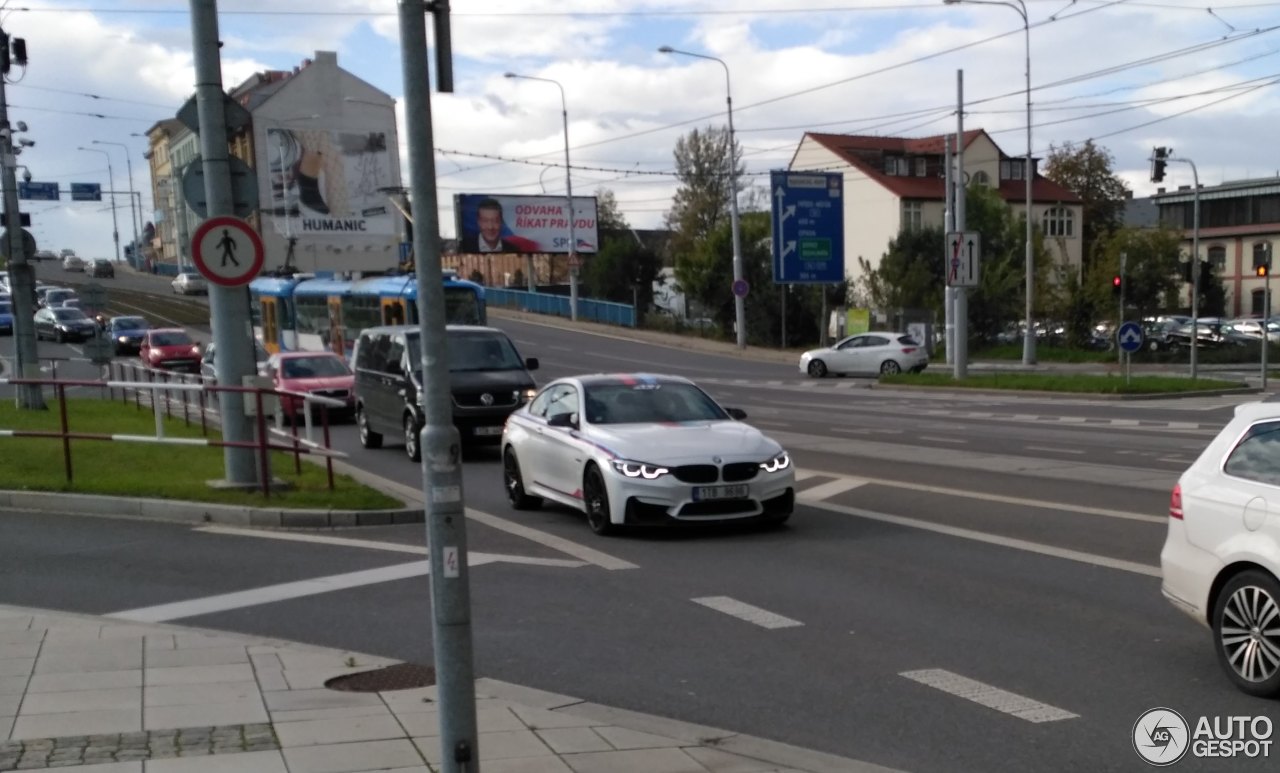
[454,194,598,255]
[266,128,396,237]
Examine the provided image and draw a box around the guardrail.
[0,368,348,497]
[484,287,636,328]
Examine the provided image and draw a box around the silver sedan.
[799,332,929,377]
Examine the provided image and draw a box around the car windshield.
[112,318,147,330]
[51,308,88,321]
[150,331,193,346]
[583,382,729,425]
[281,356,350,379]
[46,291,73,301]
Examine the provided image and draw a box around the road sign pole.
[1264,262,1270,391]
[188,0,257,485]
[952,70,967,380]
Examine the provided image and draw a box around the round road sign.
[1116,321,1145,353]
[191,215,264,287]
[732,278,750,298]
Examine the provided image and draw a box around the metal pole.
[1264,249,1270,390]
[188,0,259,484]
[79,147,119,263]
[781,286,786,348]
[0,30,45,409]
[723,63,746,349]
[1118,251,1126,366]
[953,70,968,380]
[1019,1,1035,366]
[95,142,142,264]
[558,86,579,322]
[397,3,478,772]
[1187,157,1200,380]
[944,134,954,365]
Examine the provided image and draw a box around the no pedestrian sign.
[191,216,264,287]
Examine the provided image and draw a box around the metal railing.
[484,287,636,327]
[0,366,348,497]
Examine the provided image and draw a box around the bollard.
[321,404,334,491]
[255,390,270,498]
[57,384,72,484]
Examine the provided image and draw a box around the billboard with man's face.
[266,128,396,237]
[454,194,598,255]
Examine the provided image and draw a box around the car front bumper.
[605,466,796,525]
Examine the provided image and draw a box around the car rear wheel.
[880,359,902,375]
[583,464,616,536]
[503,448,541,510]
[807,360,828,378]
[403,413,421,462]
[1213,570,1280,698]
[356,405,382,449]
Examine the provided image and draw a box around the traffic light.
[1112,275,1123,297]
[1254,250,1271,277]
[1151,146,1169,183]
[1258,265,1269,278]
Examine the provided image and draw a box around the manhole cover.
[325,663,437,693]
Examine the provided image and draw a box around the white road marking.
[1057,416,1087,423]
[107,560,460,622]
[900,669,1078,723]
[193,526,586,568]
[1024,446,1085,455]
[917,435,966,444]
[1157,457,1190,464]
[802,498,1161,576]
[793,468,820,482]
[798,477,868,502]
[1110,419,1140,426]
[691,596,803,630]
[795,468,1162,524]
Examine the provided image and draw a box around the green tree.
[595,187,629,234]
[1042,140,1130,267]
[1093,226,1184,322]
[668,126,744,325]
[582,236,661,320]
[859,226,945,317]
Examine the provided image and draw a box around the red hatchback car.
[140,328,203,373]
[268,351,355,421]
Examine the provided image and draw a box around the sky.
[4,0,1279,259]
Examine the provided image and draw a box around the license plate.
[692,484,749,501]
[473,425,504,436]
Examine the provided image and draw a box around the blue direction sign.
[1117,321,1145,353]
[70,183,102,202]
[771,170,844,284]
[18,182,59,201]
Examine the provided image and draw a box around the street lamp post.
[504,73,580,321]
[92,140,141,266]
[78,146,120,264]
[945,0,1035,365]
[659,46,747,349]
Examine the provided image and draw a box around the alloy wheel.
[807,360,827,378]
[880,360,902,375]
[1219,584,1280,685]
[583,467,614,535]
[403,415,421,462]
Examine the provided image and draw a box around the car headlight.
[190,346,201,354]
[118,336,129,343]
[610,459,670,479]
[513,388,537,403]
[759,451,791,473]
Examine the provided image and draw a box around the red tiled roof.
[800,131,1081,204]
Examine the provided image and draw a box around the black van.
[352,325,539,461]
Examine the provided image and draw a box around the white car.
[1161,401,1280,697]
[799,331,929,378]
[502,374,795,535]
[171,272,207,295]
[61,254,85,272]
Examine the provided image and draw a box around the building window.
[1208,245,1227,273]
[1042,207,1074,238]
[885,157,899,176]
[902,201,923,231]
[972,170,991,187]
[915,157,927,177]
[1000,160,1009,180]
[1252,289,1268,317]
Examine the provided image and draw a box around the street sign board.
[770,171,844,284]
[70,183,102,202]
[732,278,750,298]
[79,283,108,314]
[191,215,264,287]
[180,156,258,220]
[1117,321,1144,353]
[946,231,982,288]
[18,182,59,201]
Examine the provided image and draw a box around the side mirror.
[547,412,577,429]
[525,357,539,371]
[726,407,748,420]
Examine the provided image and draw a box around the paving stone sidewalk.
[0,605,899,773]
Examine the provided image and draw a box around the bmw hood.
[586,421,782,464]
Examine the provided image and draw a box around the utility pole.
[1118,251,1126,366]
[944,134,954,365]
[953,70,968,380]
[0,28,42,409]
[187,0,258,484]
[397,3,478,773]
[93,141,140,265]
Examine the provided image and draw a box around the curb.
[0,489,420,528]
[872,383,1259,400]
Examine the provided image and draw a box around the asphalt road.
[2,285,1277,772]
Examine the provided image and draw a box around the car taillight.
[902,348,917,354]
[1169,483,1183,520]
